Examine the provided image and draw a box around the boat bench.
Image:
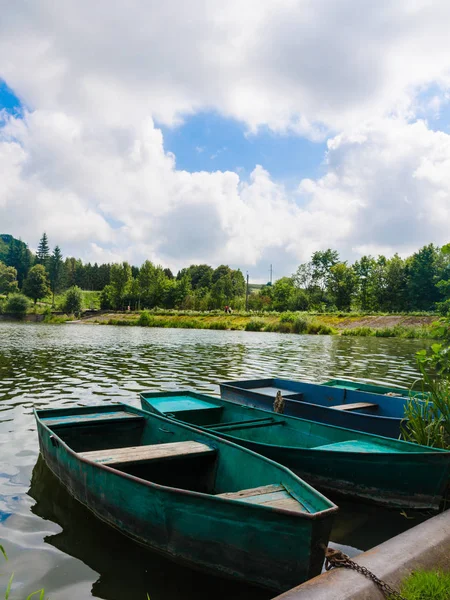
[331,402,378,411]
[42,411,143,427]
[216,484,308,513]
[79,441,216,466]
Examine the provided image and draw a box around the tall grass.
[396,569,450,600]
[401,346,450,449]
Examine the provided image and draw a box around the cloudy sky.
[1,0,450,281]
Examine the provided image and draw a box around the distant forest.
[0,233,449,314]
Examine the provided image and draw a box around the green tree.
[36,233,50,267]
[23,264,50,305]
[311,249,339,291]
[327,263,357,310]
[384,254,407,312]
[48,246,64,306]
[110,262,132,309]
[353,255,376,311]
[63,286,83,315]
[5,293,29,318]
[406,244,440,310]
[271,277,295,311]
[0,262,19,295]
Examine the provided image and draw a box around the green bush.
[292,316,309,334]
[138,311,154,327]
[209,321,229,330]
[63,286,83,316]
[5,293,29,318]
[245,319,265,332]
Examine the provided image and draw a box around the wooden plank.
[216,484,307,513]
[80,441,216,466]
[332,402,378,411]
[42,411,142,427]
[216,484,284,499]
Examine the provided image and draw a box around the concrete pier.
[273,509,450,600]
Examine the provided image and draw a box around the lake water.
[0,323,431,599]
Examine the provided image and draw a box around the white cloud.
[0,1,450,278]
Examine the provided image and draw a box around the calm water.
[0,323,430,599]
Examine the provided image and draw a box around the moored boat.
[34,403,337,592]
[219,377,426,438]
[140,390,450,510]
[321,379,428,400]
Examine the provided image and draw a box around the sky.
[1,1,450,281]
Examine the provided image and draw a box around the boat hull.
[35,407,336,592]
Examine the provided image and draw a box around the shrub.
[5,293,29,318]
[63,286,83,316]
[245,319,265,332]
[209,321,229,330]
[292,316,309,334]
[138,311,154,327]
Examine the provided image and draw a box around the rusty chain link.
[324,547,408,600]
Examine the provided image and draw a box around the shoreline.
[69,311,438,339]
[0,310,439,339]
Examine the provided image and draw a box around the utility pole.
[245,271,249,311]
[270,264,273,285]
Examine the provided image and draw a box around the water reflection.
[0,323,428,598]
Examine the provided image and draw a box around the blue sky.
[0,80,22,115]
[160,112,327,184]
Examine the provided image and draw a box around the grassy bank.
[79,309,440,339]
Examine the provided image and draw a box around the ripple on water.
[0,323,428,599]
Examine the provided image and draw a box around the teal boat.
[321,379,428,399]
[34,403,337,592]
[140,391,450,510]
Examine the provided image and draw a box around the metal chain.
[324,547,408,600]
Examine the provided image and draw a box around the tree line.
[0,233,449,314]
[0,233,246,311]
[249,246,450,314]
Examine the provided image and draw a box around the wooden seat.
[42,411,143,427]
[332,402,378,411]
[79,441,216,466]
[216,484,308,513]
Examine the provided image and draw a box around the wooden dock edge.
[272,509,450,600]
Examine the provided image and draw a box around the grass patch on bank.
[81,309,440,339]
[394,569,450,600]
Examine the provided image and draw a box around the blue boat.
[321,379,428,400]
[219,378,426,438]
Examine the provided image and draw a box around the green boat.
[321,379,428,399]
[140,391,450,510]
[34,403,337,592]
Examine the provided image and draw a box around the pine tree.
[49,245,64,306]
[36,233,50,266]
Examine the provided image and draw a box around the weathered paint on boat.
[34,403,337,592]
[219,378,426,438]
[321,379,429,400]
[140,391,450,510]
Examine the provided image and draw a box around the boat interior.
[38,406,329,515]
[140,392,436,455]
